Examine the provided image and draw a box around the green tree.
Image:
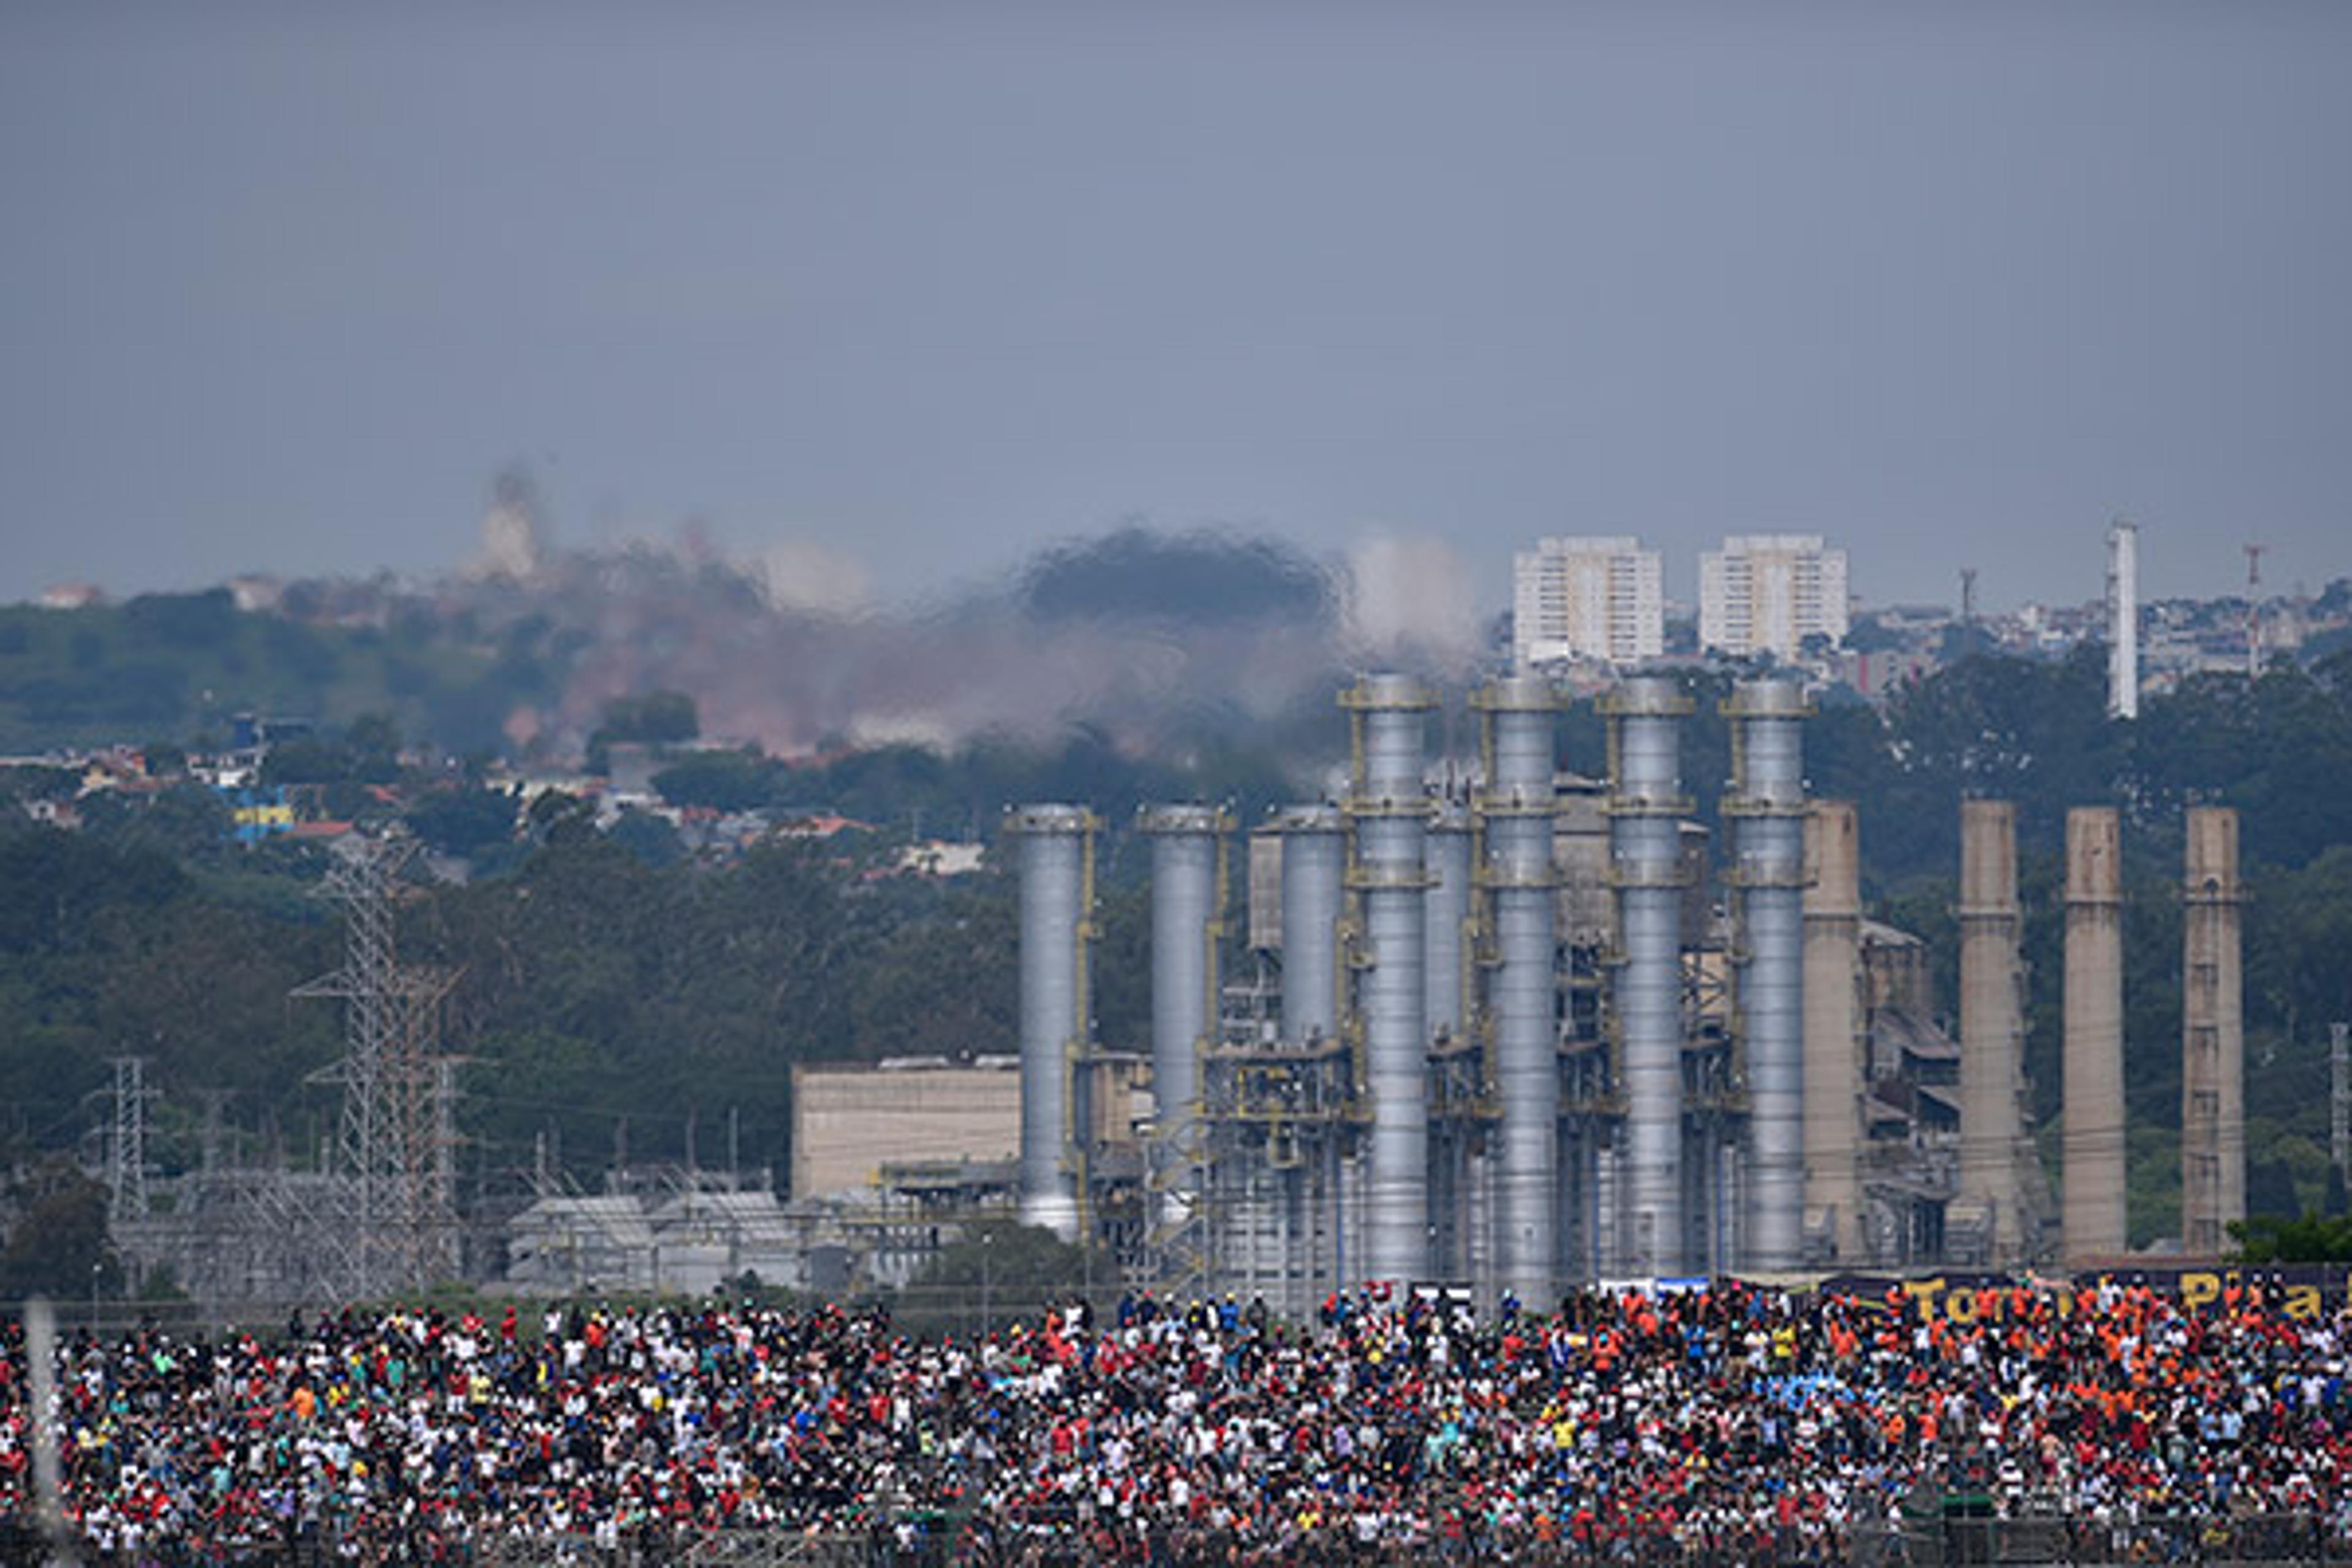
[652,748,775,813]
[1866,646,2119,885]
[606,806,686,869]
[0,1162,123,1301]
[344,712,403,783]
[894,1218,1100,1340]
[2228,1212,2352,1265]
[122,589,238,650]
[83,781,235,859]
[0,764,80,804]
[0,826,187,952]
[849,878,1017,1061]
[406,786,522,862]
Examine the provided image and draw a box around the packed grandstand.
[5,1276,2352,1564]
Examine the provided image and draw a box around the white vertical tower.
[1725,676,1810,1270]
[2107,521,2140,721]
[1277,805,1348,1049]
[1343,674,1437,1287]
[1008,804,1099,1241]
[1140,804,1229,1205]
[1605,675,1695,1277]
[1476,674,1562,1303]
[1424,801,1474,1049]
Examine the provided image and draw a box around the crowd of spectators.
[5,1275,2352,1564]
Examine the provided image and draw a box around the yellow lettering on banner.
[1944,1288,1977,1325]
[1902,1278,1945,1317]
[2286,1285,2323,1322]
[2180,1273,2220,1312]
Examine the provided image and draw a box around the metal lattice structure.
[106,1055,155,1224]
[295,833,461,1301]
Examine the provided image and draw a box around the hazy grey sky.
[4,2,2346,615]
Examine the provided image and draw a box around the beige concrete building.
[1512,536,1664,668]
[1698,534,1850,660]
[791,1058,1022,1200]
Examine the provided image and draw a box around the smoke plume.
[301,492,1493,774]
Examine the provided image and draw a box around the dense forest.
[3,619,2351,1253]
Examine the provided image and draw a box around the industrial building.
[1003,672,2254,1310]
[92,679,2252,1319]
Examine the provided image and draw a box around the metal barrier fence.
[1884,1510,2346,1566]
[39,1510,2352,1567]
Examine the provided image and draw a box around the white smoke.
[755,539,875,619]
[472,469,545,582]
[1339,534,1481,669]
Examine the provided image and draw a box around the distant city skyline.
[17,508,2339,624]
[5,4,2347,617]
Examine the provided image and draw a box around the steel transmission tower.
[106,1056,155,1223]
[295,834,461,1300]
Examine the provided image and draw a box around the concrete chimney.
[2182,805,2245,1257]
[2062,807,2127,1263]
[1958,799,2029,1265]
[1801,801,1865,1263]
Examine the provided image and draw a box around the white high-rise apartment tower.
[1698,534,1850,660]
[1512,537,1664,668]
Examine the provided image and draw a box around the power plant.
[82,675,2265,1324]
[1006,673,2256,1306]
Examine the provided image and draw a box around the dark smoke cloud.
[417,515,1414,771]
[290,489,1488,775]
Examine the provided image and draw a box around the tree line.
[2,645,2350,1280]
